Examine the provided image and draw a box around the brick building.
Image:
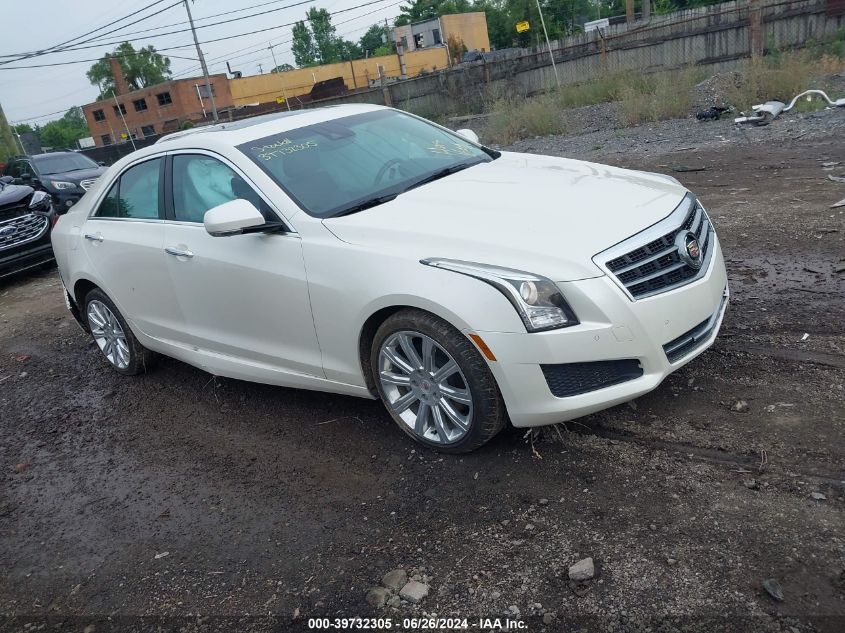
[82,59,233,147]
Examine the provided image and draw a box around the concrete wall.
[300,0,844,117]
[229,48,449,107]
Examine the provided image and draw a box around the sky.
[0,0,403,126]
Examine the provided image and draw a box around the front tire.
[371,309,507,453]
[84,288,155,375]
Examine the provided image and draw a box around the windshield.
[237,109,492,218]
[33,153,98,175]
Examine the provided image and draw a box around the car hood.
[323,151,688,281]
[41,167,105,184]
[0,181,33,206]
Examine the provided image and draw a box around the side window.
[172,154,273,223]
[94,158,162,219]
[96,181,120,218]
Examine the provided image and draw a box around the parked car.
[0,176,56,278]
[3,152,106,212]
[51,104,728,452]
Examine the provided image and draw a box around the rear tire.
[371,309,507,453]
[83,288,156,375]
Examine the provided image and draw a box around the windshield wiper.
[403,160,481,193]
[330,193,398,218]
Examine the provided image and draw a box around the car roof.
[156,103,387,147]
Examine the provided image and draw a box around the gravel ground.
[1,105,844,633]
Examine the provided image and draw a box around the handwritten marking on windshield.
[252,138,318,161]
[426,140,474,157]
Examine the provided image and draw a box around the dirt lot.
[1,111,844,633]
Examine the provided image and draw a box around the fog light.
[65,199,74,207]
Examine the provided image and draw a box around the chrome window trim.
[166,148,296,234]
[592,193,715,301]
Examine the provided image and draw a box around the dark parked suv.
[3,152,106,212]
[0,176,56,278]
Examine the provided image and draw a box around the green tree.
[13,123,33,134]
[359,23,388,56]
[86,42,171,98]
[291,20,317,66]
[308,8,340,64]
[395,0,473,26]
[271,63,295,73]
[35,107,89,150]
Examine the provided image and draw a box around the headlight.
[49,180,76,190]
[28,190,52,212]
[421,258,579,332]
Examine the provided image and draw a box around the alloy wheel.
[378,330,473,445]
[87,300,130,370]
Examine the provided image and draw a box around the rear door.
[81,156,183,342]
[162,150,323,377]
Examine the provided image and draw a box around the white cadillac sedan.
[52,104,728,452]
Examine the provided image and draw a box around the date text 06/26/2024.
[306,617,529,630]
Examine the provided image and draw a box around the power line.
[0,51,198,70]
[0,0,397,71]
[0,0,181,64]
[2,0,319,60]
[62,0,315,46]
[173,1,402,78]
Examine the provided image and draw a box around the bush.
[484,94,567,144]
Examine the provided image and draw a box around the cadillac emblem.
[676,231,703,269]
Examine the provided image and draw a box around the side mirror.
[456,128,479,144]
[20,172,32,182]
[97,161,106,166]
[204,199,266,237]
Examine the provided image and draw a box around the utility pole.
[535,0,560,89]
[111,90,136,150]
[268,42,291,111]
[183,0,218,122]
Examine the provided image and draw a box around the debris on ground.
[734,89,845,126]
[731,400,750,412]
[763,578,785,602]
[365,586,391,608]
[810,492,827,501]
[381,569,408,592]
[399,580,430,604]
[696,106,731,121]
[568,557,595,581]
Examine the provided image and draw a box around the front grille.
[541,359,643,398]
[0,202,28,223]
[79,178,98,191]
[663,290,728,363]
[603,195,713,299]
[0,213,49,251]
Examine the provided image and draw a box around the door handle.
[165,246,194,258]
[84,233,103,242]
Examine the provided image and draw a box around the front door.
[81,156,184,342]
[162,152,323,378]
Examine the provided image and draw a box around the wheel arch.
[356,299,477,398]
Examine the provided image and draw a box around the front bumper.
[474,237,729,428]
[50,191,84,213]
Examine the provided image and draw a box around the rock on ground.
[399,580,430,604]
[568,557,595,581]
[365,586,391,608]
[381,568,408,592]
